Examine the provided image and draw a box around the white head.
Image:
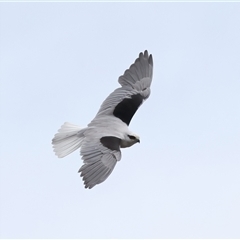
[120,133,140,148]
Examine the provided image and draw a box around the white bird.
[52,50,153,189]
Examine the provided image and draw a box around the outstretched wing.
[79,136,122,189]
[91,50,153,126]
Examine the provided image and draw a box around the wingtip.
[139,50,153,66]
[137,50,150,63]
[144,50,148,57]
[148,54,153,66]
[84,182,94,189]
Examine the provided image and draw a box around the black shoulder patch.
[113,93,143,125]
[100,136,121,151]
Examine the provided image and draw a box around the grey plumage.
[52,50,153,189]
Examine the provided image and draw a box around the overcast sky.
[1,2,240,239]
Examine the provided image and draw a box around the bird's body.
[52,50,153,189]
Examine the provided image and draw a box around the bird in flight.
[52,50,153,189]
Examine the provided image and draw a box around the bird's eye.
[128,135,136,140]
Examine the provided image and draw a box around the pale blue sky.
[0,2,240,238]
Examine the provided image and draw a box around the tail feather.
[52,122,85,158]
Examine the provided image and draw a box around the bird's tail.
[52,122,85,158]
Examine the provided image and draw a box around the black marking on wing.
[113,93,144,125]
[100,136,121,151]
